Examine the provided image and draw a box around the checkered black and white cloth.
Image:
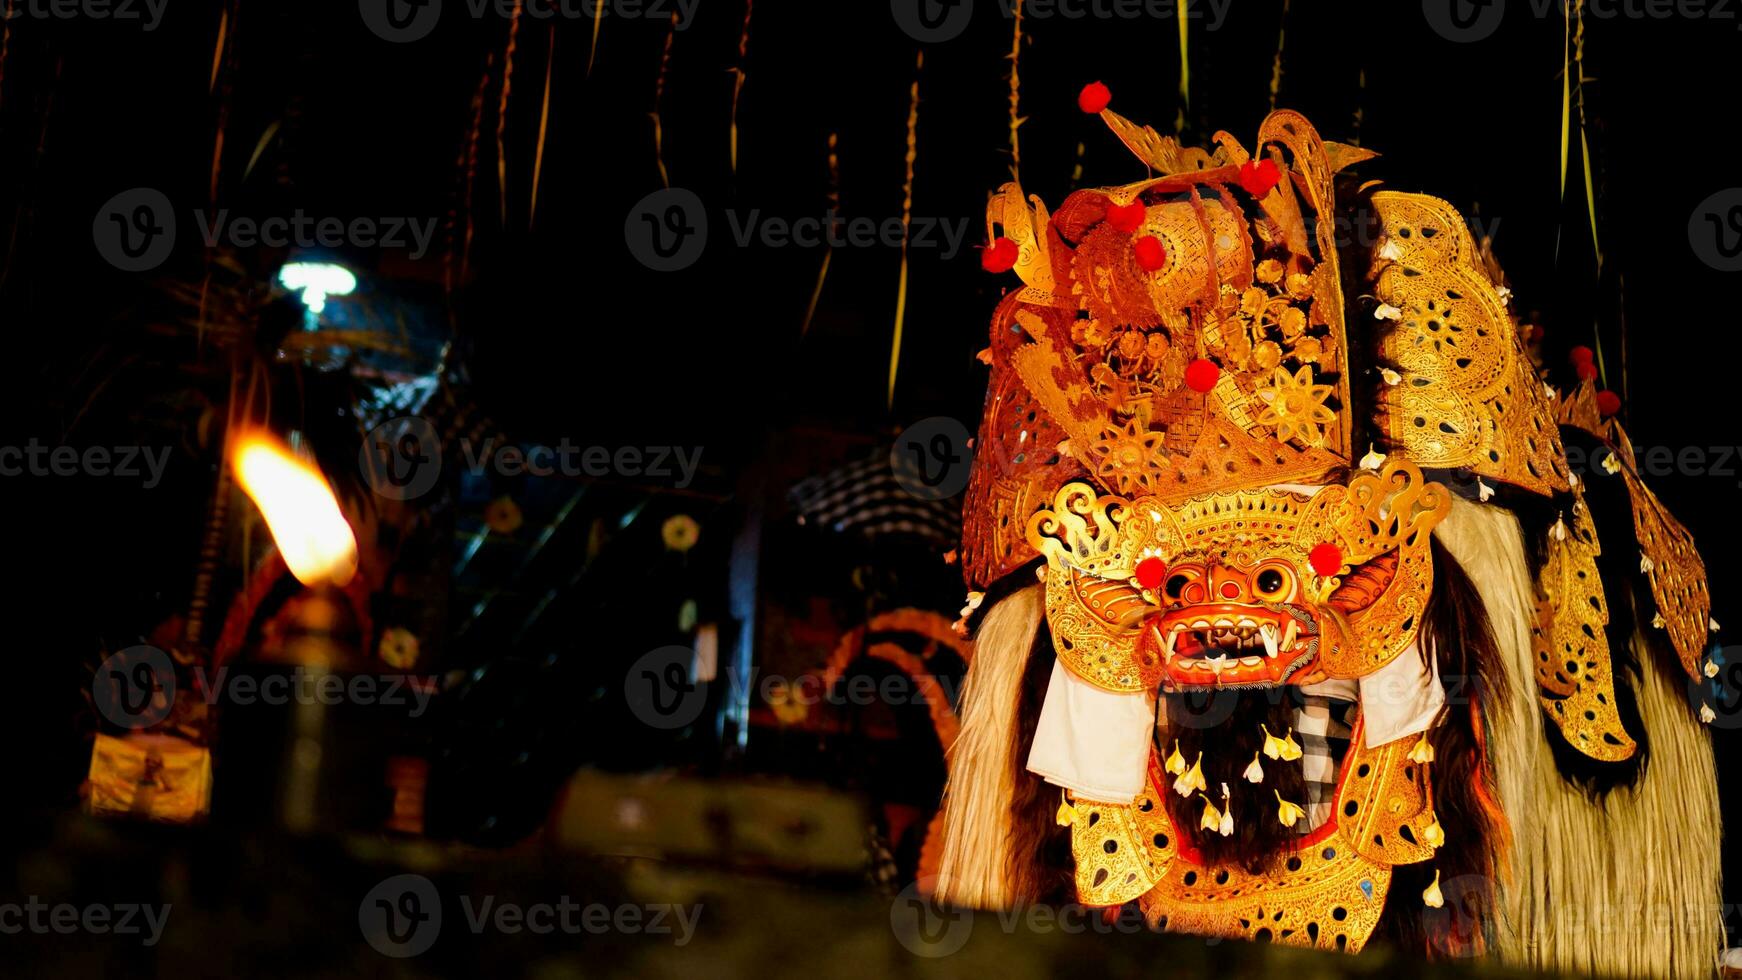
[1295,696,1357,833]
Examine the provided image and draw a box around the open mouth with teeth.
[1139,601,1319,689]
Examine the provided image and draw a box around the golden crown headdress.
[961,101,1572,590]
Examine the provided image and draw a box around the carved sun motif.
[1256,365,1337,447]
[1090,419,1167,494]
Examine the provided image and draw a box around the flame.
[233,433,358,587]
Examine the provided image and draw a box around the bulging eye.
[1253,564,1293,600]
[1162,565,1205,604]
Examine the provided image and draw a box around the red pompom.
[1238,158,1283,198]
[1575,362,1598,382]
[1569,345,1595,366]
[1078,81,1112,114]
[1308,543,1344,577]
[1595,390,1622,416]
[1135,557,1167,593]
[1183,358,1220,393]
[1107,200,1147,234]
[981,237,1020,273]
[1134,235,1168,271]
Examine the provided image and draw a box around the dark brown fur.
[1160,688,1311,872]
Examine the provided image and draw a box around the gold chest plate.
[1067,719,1437,953]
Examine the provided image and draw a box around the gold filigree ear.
[1024,481,1184,692]
[1026,482,1129,575]
[1298,459,1451,678]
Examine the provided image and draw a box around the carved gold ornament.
[1618,462,1712,680]
[1366,192,1571,498]
[1069,719,1438,954]
[1255,365,1338,447]
[1530,488,1636,762]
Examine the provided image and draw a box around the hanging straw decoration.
[650,11,679,189]
[1352,68,1365,146]
[529,24,556,229]
[208,4,227,93]
[1573,1,1608,388]
[1572,0,1599,271]
[1006,0,1025,182]
[200,0,239,348]
[241,121,282,183]
[587,0,604,76]
[729,0,753,174]
[448,53,495,293]
[887,50,923,411]
[1555,2,1572,262]
[496,0,524,229]
[207,0,239,205]
[1174,3,1190,134]
[1268,0,1290,110]
[1557,0,1609,386]
[800,132,840,339]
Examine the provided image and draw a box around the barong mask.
[1025,460,1449,692]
